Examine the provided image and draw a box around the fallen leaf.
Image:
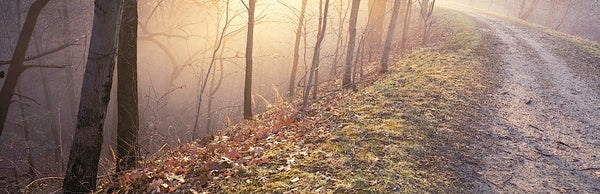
[595,171,600,178]
[291,177,300,183]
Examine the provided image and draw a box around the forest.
[1,0,599,193]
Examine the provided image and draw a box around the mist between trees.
[0,0,598,192]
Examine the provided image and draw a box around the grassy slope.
[103,9,492,193]
[206,9,487,193]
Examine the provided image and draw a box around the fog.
[445,0,600,41]
[0,0,399,185]
[1,0,598,191]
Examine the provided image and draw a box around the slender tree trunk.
[116,0,139,173]
[381,0,402,72]
[244,0,256,119]
[287,0,307,100]
[342,0,361,89]
[330,0,350,77]
[0,0,50,138]
[312,0,325,101]
[401,0,412,49]
[302,0,330,111]
[366,0,387,53]
[63,0,122,192]
[14,0,36,179]
[205,40,226,135]
[193,0,230,139]
[62,0,78,129]
[31,30,64,172]
[17,83,36,179]
[40,69,63,169]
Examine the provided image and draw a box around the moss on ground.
[206,9,488,193]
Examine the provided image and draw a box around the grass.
[203,9,488,193]
[102,8,493,194]
[439,1,600,57]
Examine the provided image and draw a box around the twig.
[24,176,63,191]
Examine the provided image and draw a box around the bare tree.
[116,0,140,173]
[342,0,361,89]
[193,0,235,139]
[63,0,123,192]
[302,0,331,112]
[366,0,388,53]
[287,0,308,100]
[401,0,413,49]
[243,0,256,119]
[419,0,435,45]
[0,0,50,138]
[381,0,402,72]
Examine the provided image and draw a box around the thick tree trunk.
[63,0,122,192]
[244,0,256,119]
[342,0,361,89]
[116,0,139,173]
[287,0,307,100]
[381,0,402,72]
[0,0,50,138]
[302,0,330,111]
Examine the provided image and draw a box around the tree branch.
[23,64,67,69]
[13,93,40,106]
[0,36,82,66]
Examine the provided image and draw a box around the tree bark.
[342,0,361,89]
[0,0,50,138]
[244,0,256,119]
[381,0,402,72]
[116,0,139,173]
[287,0,307,100]
[63,0,122,192]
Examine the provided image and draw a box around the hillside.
[99,9,497,193]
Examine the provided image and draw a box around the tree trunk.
[17,87,36,179]
[63,0,122,192]
[0,0,50,138]
[244,0,256,119]
[312,0,325,101]
[342,0,361,89]
[381,0,402,72]
[366,0,387,53]
[401,0,412,49]
[302,0,330,111]
[62,0,78,130]
[287,0,307,100]
[116,0,139,173]
[206,39,226,135]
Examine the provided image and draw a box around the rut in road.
[464,12,600,193]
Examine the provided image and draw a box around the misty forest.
[1,0,599,193]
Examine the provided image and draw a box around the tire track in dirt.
[466,12,600,193]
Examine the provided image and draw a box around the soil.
[460,11,600,193]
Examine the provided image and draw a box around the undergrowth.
[101,9,490,193]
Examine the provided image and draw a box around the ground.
[70,5,600,194]
[457,9,600,193]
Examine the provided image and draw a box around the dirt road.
[462,12,600,193]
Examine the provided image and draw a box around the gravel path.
[466,12,600,193]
